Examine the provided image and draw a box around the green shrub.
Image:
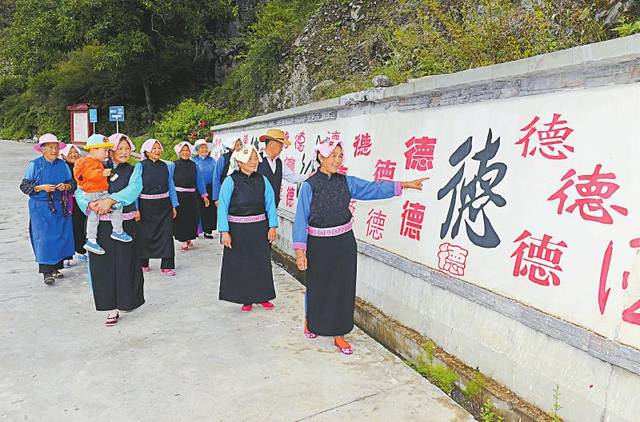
[150,99,231,159]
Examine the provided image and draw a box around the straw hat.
[258,128,291,146]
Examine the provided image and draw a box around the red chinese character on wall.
[437,243,469,276]
[511,230,567,286]
[598,238,640,325]
[366,209,387,241]
[353,133,373,157]
[284,157,296,172]
[330,130,341,141]
[404,136,437,171]
[400,200,426,240]
[547,164,628,225]
[242,134,248,144]
[295,131,306,152]
[516,113,574,159]
[373,160,397,182]
[286,186,296,208]
[283,131,290,146]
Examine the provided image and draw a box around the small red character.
[511,230,567,286]
[366,209,387,241]
[284,157,296,172]
[353,133,373,157]
[330,130,341,141]
[286,186,296,208]
[400,200,426,240]
[404,136,437,171]
[295,131,306,152]
[373,160,397,182]
[437,243,469,276]
[548,164,628,225]
[516,113,574,159]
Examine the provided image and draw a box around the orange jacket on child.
[74,156,109,193]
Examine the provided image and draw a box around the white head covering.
[194,139,209,150]
[108,133,135,151]
[59,143,82,158]
[227,144,262,175]
[174,141,195,156]
[140,138,163,160]
[223,137,241,151]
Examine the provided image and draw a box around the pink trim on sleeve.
[293,242,307,252]
[394,181,403,196]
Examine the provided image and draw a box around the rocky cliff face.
[226,0,640,116]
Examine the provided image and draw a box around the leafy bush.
[150,98,230,159]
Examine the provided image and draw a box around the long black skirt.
[174,191,200,242]
[199,184,217,234]
[89,218,145,311]
[219,220,275,304]
[306,230,357,336]
[71,197,86,254]
[138,197,174,259]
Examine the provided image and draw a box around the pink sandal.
[259,301,274,310]
[180,245,189,252]
[105,312,119,326]
[161,269,176,276]
[141,266,150,272]
[241,304,252,312]
[304,320,317,339]
[334,337,353,355]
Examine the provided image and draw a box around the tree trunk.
[142,78,154,115]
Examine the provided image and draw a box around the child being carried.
[74,134,132,255]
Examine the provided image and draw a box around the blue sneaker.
[76,254,88,263]
[111,231,132,243]
[84,240,105,255]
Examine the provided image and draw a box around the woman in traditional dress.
[59,143,87,266]
[217,144,278,312]
[173,141,209,251]
[212,137,242,205]
[75,133,145,325]
[137,139,179,276]
[193,139,218,238]
[293,141,427,354]
[20,134,75,285]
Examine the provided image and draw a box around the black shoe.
[43,273,55,285]
[52,270,64,279]
[203,233,214,239]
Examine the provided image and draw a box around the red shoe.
[259,301,274,310]
[304,319,317,339]
[186,240,193,249]
[161,269,176,276]
[241,304,252,312]
[141,266,150,273]
[180,245,189,252]
[334,337,353,355]
[105,312,119,326]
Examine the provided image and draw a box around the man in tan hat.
[258,128,307,207]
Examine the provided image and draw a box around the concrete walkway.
[0,140,473,421]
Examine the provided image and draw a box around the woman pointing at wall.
[293,140,427,355]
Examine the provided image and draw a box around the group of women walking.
[22,130,426,355]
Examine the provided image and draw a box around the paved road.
[0,140,473,421]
